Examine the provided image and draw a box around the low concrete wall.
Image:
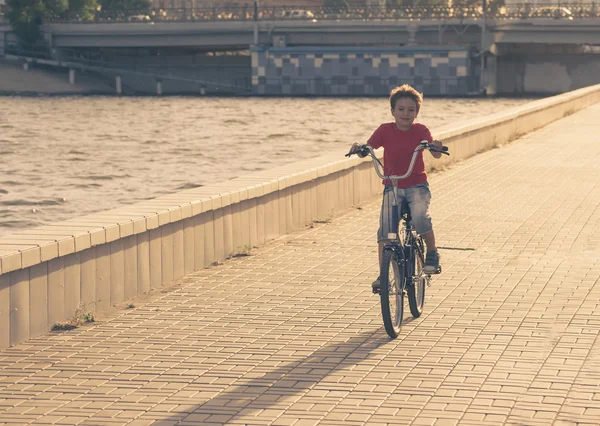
[1,83,600,348]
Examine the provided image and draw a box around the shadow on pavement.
[163,329,392,424]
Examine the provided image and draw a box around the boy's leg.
[421,229,440,273]
[407,184,441,273]
[378,239,390,268]
[371,240,387,292]
[421,230,436,253]
[375,185,395,291]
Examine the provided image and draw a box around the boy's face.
[391,97,418,130]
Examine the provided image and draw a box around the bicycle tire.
[380,248,405,338]
[407,238,426,318]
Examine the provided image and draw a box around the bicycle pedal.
[425,267,442,276]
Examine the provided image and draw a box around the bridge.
[43,16,600,50]
[2,3,600,96]
[35,3,600,50]
[0,86,599,424]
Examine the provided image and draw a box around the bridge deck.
[1,104,600,425]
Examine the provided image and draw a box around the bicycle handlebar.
[345,140,450,182]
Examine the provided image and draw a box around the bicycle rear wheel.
[407,238,426,318]
[380,248,405,338]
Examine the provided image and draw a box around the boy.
[349,84,443,290]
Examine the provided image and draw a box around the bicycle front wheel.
[380,248,405,339]
[407,238,426,318]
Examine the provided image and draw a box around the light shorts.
[377,183,433,242]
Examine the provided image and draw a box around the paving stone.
[1,104,600,424]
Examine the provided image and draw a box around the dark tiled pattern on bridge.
[0,104,600,425]
[253,47,472,96]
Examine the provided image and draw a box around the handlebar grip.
[430,144,450,155]
[346,145,370,157]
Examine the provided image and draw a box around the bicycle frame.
[388,202,428,289]
[358,142,433,283]
[358,142,425,239]
[346,141,447,337]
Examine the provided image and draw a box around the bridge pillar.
[115,75,122,95]
[68,69,75,85]
[156,80,163,95]
[484,54,497,95]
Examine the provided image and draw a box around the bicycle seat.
[400,199,411,222]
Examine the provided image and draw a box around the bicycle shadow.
[165,329,392,424]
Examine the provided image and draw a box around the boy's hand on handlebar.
[429,140,450,157]
[346,143,368,158]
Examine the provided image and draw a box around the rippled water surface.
[0,96,538,236]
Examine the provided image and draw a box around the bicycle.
[346,141,449,338]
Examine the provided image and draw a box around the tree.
[6,0,98,43]
[487,0,505,16]
[387,0,446,7]
[99,0,151,14]
[68,0,99,20]
[324,0,352,8]
[6,0,64,43]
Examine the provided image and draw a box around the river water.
[0,96,538,236]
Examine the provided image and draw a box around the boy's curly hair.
[389,84,423,113]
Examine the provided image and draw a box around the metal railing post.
[480,0,487,93]
[253,0,259,45]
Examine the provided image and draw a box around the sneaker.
[371,276,381,293]
[424,251,441,274]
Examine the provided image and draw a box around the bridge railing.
[4,42,53,60]
[45,3,600,24]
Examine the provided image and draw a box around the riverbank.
[0,59,114,95]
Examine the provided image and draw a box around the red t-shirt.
[368,122,433,189]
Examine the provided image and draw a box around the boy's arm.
[348,125,383,158]
[422,125,442,159]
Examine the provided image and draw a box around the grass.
[52,306,95,331]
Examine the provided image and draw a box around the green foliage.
[324,0,352,8]
[51,305,96,331]
[452,0,480,6]
[6,0,97,43]
[69,0,100,20]
[487,0,505,14]
[387,0,447,6]
[6,0,50,42]
[99,0,151,13]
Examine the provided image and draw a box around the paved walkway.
[1,104,600,426]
